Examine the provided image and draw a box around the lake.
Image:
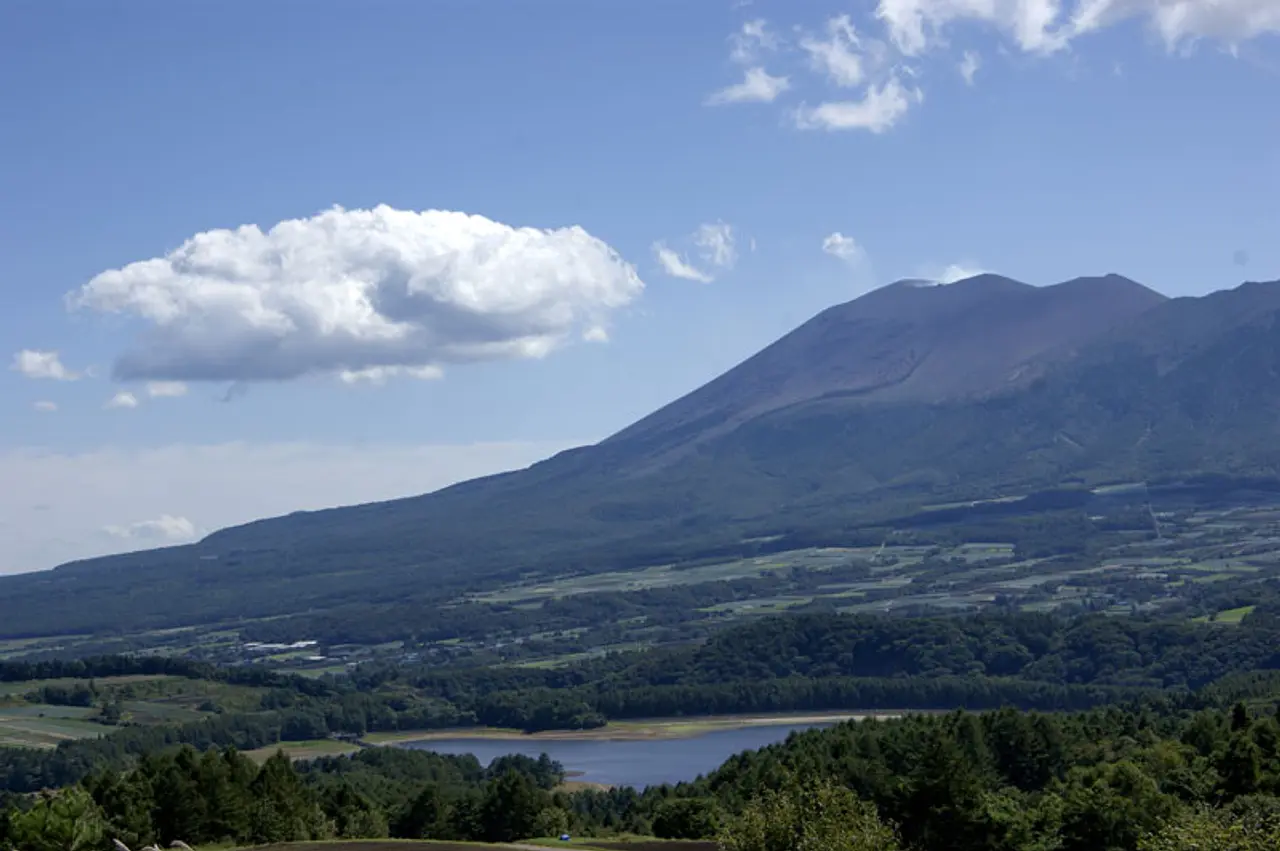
[401,722,830,788]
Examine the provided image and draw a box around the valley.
[6,482,1280,675]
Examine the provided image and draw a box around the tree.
[532,806,571,838]
[718,776,900,851]
[1058,761,1178,851]
[324,784,387,839]
[1139,806,1280,851]
[1219,733,1263,800]
[83,770,155,849]
[396,783,449,839]
[247,752,330,844]
[4,788,106,851]
[479,769,548,843]
[653,797,721,839]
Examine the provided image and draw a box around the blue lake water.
[401,723,829,789]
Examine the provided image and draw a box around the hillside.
[4,273,1280,639]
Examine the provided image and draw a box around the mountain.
[5,273,1280,639]
[606,273,1165,466]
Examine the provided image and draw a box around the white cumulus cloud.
[103,514,199,542]
[706,66,792,104]
[795,76,922,133]
[105,392,139,410]
[68,205,643,386]
[959,50,982,84]
[822,232,866,262]
[11,350,79,381]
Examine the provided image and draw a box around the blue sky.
[2,0,1277,573]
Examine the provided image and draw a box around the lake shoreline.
[369,710,898,745]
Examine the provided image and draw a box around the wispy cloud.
[706,67,791,105]
[693,222,738,270]
[800,15,866,88]
[794,77,921,133]
[729,18,779,64]
[654,222,739,283]
[653,243,714,283]
[32,401,58,413]
[146,381,188,398]
[103,514,199,542]
[925,262,989,284]
[10,350,80,381]
[822,232,866,263]
[705,4,1277,135]
[105,392,139,410]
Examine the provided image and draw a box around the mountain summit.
[4,273,1280,638]
[607,273,1165,464]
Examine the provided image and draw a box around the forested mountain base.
[5,701,1280,851]
[8,609,1280,794]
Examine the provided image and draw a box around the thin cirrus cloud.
[67,205,644,387]
[707,3,1279,134]
[32,401,58,413]
[653,221,738,283]
[10,349,80,381]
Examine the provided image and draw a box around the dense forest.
[8,609,1280,795]
[5,701,1280,850]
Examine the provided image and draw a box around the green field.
[1193,604,1257,625]
[0,705,105,748]
[0,673,274,748]
[244,739,363,763]
[466,548,878,604]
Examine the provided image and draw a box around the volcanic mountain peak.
[4,275,1280,640]
[606,272,1167,457]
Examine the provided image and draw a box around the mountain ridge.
[4,272,1280,638]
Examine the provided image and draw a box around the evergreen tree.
[396,782,450,839]
[479,769,548,842]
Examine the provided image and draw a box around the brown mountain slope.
[605,273,1167,465]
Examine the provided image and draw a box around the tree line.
[7,700,1280,851]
